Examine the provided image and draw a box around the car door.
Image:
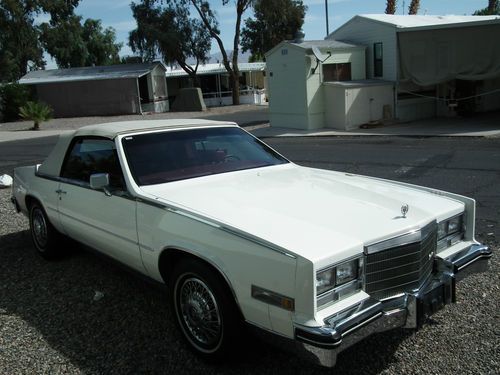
[57,137,143,271]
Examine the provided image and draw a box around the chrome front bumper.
[294,243,492,367]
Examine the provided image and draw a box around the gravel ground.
[0,187,498,374]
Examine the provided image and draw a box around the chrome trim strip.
[166,207,221,228]
[340,311,383,337]
[137,195,296,258]
[444,244,491,272]
[364,229,420,254]
[220,227,297,259]
[365,221,437,255]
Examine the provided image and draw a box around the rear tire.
[29,202,62,260]
[169,258,240,361]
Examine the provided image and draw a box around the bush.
[19,101,53,130]
[0,83,32,122]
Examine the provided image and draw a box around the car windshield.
[122,126,289,185]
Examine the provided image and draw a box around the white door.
[57,137,143,271]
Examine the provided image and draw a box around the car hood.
[139,164,464,264]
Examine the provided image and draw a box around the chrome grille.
[364,222,437,300]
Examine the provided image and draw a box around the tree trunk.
[385,0,397,14]
[488,0,498,13]
[408,0,420,15]
[231,71,240,106]
[33,121,40,130]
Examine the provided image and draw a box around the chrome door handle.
[55,189,67,194]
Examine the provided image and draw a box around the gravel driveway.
[0,187,498,374]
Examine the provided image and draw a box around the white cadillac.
[11,120,491,367]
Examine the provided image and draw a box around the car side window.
[61,138,125,190]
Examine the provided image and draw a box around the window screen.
[323,63,352,82]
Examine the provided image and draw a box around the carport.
[19,63,169,118]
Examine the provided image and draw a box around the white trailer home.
[329,15,500,121]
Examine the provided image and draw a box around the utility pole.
[325,0,329,36]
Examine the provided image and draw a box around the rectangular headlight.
[336,259,358,286]
[316,268,336,295]
[316,258,362,309]
[437,213,465,252]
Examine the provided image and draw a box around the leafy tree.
[474,0,500,15]
[182,0,254,105]
[129,0,211,86]
[408,0,420,15]
[0,0,84,82]
[40,16,122,68]
[82,19,121,66]
[241,0,306,61]
[19,101,52,130]
[39,15,88,68]
[121,56,144,64]
[385,0,397,14]
[0,0,45,82]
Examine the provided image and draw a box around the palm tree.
[19,101,53,130]
[385,0,397,14]
[409,0,420,15]
[489,0,499,13]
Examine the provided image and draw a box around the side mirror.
[90,173,111,196]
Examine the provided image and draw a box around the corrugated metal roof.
[19,62,166,85]
[290,40,360,50]
[166,62,265,77]
[358,14,500,29]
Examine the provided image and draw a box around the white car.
[11,120,491,367]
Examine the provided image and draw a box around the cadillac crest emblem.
[401,204,409,218]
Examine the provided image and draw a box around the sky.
[40,0,490,67]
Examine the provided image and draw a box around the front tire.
[29,202,62,260]
[170,259,240,361]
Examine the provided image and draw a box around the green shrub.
[19,101,53,130]
[0,83,32,122]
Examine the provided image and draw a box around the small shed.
[19,63,169,118]
[266,39,394,130]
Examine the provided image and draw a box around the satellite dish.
[312,46,331,62]
[310,46,332,74]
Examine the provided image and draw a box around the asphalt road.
[1,135,499,374]
[2,135,499,237]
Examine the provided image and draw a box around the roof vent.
[294,30,305,44]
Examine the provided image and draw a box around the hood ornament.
[401,204,409,218]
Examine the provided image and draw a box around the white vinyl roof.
[19,62,166,85]
[166,62,265,78]
[357,14,500,31]
[37,119,237,177]
[75,119,237,138]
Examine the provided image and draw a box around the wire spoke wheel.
[170,259,240,360]
[31,207,48,250]
[29,202,63,259]
[178,277,222,350]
